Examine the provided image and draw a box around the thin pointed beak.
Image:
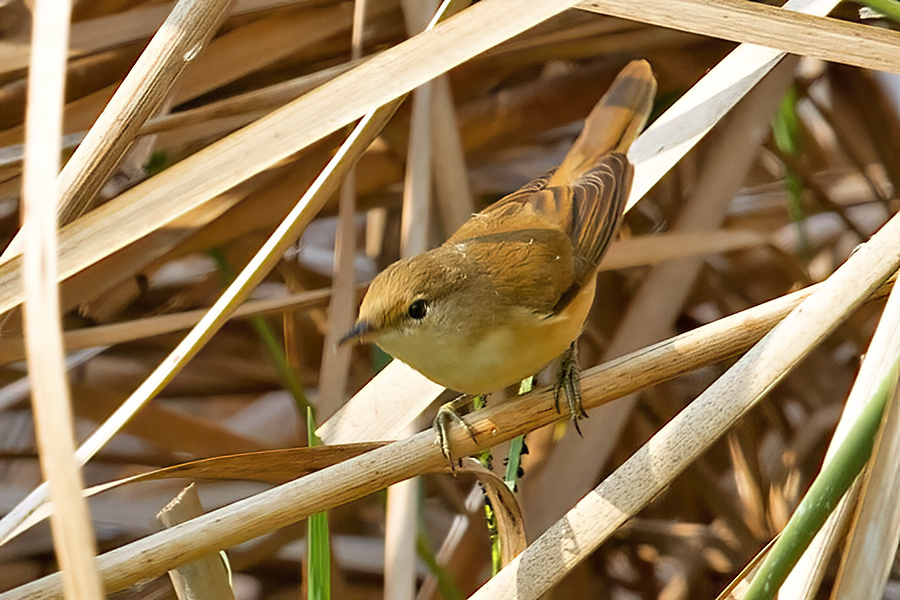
[339,320,377,346]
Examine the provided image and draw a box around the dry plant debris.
[0,0,899,598]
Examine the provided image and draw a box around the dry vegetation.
[1,0,900,598]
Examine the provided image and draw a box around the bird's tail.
[549,59,656,187]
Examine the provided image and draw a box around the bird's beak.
[339,320,377,346]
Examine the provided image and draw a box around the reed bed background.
[0,0,899,598]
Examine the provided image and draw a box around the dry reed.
[1,0,899,598]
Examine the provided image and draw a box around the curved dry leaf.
[456,459,528,567]
[14,443,386,540]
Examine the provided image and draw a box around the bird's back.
[448,60,657,310]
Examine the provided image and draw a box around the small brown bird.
[342,60,657,460]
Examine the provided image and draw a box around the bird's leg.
[434,394,478,473]
[554,342,587,435]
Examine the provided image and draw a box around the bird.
[341,59,657,463]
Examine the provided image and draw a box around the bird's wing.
[447,60,655,314]
[561,152,632,282]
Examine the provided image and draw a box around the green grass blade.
[306,407,330,600]
[503,377,533,493]
[856,0,900,21]
[416,529,464,600]
[772,85,809,258]
[208,248,311,416]
[743,357,899,599]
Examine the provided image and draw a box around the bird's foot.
[554,342,587,435]
[434,395,478,473]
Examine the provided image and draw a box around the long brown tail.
[548,59,656,187]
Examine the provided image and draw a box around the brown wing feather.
[568,152,631,279]
[447,173,554,242]
[548,152,631,314]
[446,60,653,316]
[452,153,629,278]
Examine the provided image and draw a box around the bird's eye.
[408,299,428,320]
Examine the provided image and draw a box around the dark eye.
[408,299,428,320]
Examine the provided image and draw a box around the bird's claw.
[555,341,587,435]
[434,396,477,474]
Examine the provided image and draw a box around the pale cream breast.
[376,276,596,394]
